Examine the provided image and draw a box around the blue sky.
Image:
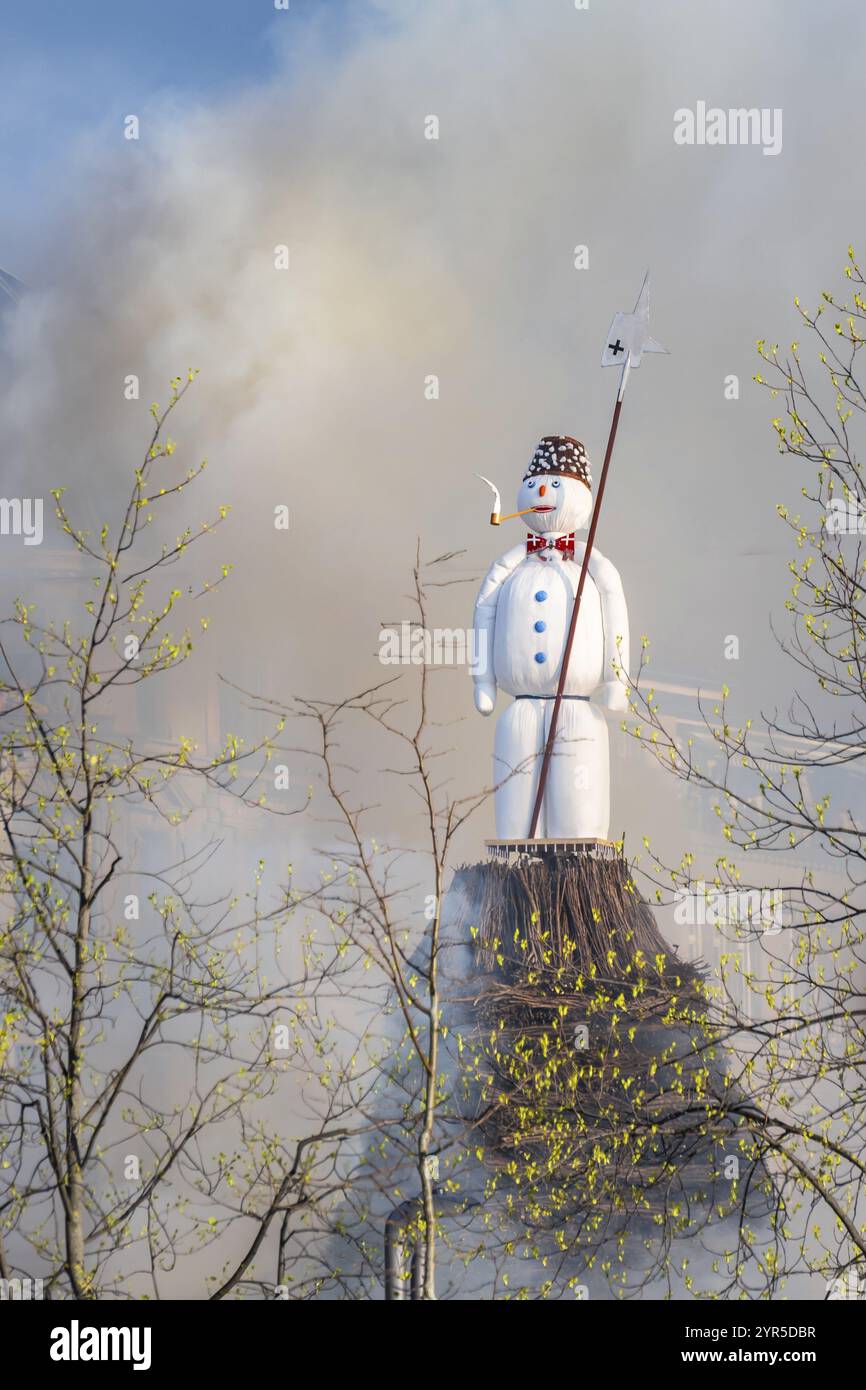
[0,0,372,87]
[3,0,283,79]
[0,0,385,268]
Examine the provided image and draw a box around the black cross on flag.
[601,273,669,368]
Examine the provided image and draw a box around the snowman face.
[518,474,592,535]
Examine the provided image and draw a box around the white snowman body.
[472,460,629,840]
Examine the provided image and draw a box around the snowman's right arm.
[472,543,525,715]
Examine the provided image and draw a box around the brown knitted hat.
[523,435,592,489]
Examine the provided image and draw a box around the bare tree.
[250,547,496,1299]
[0,376,368,1299]
[622,249,866,1297]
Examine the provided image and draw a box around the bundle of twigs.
[447,853,772,1230]
[458,853,700,981]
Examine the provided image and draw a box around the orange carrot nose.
[538,484,546,497]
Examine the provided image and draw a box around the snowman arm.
[588,549,630,709]
[472,544,525,687]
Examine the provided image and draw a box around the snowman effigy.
[444,280,774,1258]
[473,431,628,846]
[452,277,669,1025]
[471,274,667,854]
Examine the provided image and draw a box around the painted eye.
[551,479,561,488]
[526,480,536,489]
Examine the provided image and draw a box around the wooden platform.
[485,837,620,862]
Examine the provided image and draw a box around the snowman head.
[519,435,593,536]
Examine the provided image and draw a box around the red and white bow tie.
[526,532,575,558]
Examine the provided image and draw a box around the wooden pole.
[527,360,630,839]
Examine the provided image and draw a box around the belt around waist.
[516,694,589,700]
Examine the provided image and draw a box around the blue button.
[534,652,546,663]
[534,620,546,633]
[534,590,547,602]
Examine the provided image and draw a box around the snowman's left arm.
[588,550,630,713]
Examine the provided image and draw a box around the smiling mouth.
[533,505,556,512]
